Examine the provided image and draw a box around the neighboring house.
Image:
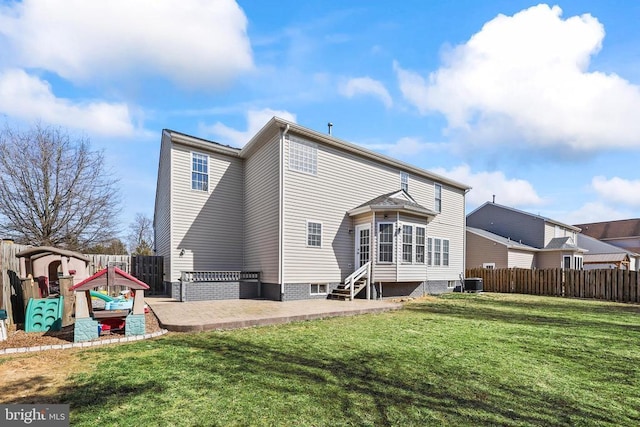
[154,117,471,301]
[466,227,538,269]
[574,219,640,255]
[466,202,586,269]
[577,233,640,270]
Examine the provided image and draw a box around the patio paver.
[145,298,403,332]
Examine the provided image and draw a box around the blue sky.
[1,0,639,235]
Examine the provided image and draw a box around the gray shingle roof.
[466,227,538,250]
[544,237,580,250]
[350,190,438,217]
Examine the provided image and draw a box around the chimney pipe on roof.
[492,194,495,203]
[328,122,333,135]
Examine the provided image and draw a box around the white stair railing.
[342,261,371,300]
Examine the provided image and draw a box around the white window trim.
[306,220,323,248]
[288,137,318,176]
[400,172,409,193]
[563,255,571,269]
[483,262,496,269]
[434,183,442,212]
[191,151,209,192]
[310,283,327,295]
[428,236,450,268]
[415,226,426,264]
[378,222,395,264]
[402,224,413,264]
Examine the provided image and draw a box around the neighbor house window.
[434,183,442,212]
[434,238,441,266]
[400,172,409,192]
[378,223,394,263]
[310,283,327,295]
[191,152,209,191]
[427,237,433,266]
[307,221,322,247]
[402,225,413,263]
[574,256,583,270]
[416,227,425,263]
[289,137,317,175]
[563,255,571,269]
[483,263,496,269]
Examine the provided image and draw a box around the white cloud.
[592,176,640,207]
[395,4,640,151]
[201,108,297,147]
[561,201,633,225]
[363,137,444,158]
[339,77,393,108]
[0,0,253,88]
[0,69,135,136]
[431,164,543,208]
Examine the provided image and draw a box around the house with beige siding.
[466,202,586,270]
[154,117,470,301]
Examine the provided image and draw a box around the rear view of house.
[154,117,470,301]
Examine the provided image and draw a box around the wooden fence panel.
[131,256,165,295]
[465,267,640,305]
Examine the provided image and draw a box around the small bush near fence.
[466,268,640,304]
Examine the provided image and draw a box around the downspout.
[279,124,289,301]
[396,211,400,282]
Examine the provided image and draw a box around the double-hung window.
[416,227,425,263]
[400,172,409,192]
[434,183,442,212]
[191,152,208,191]
[427,237,433,266]
[402,225,413,263]
[378,223,394,263]
[434,238,441,266]
[442,239,449,266]
[307,221,322,247]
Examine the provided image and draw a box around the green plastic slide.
[89,290,116,302]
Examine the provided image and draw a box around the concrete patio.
[145,297,403,332]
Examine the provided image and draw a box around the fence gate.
[131,256,165,295]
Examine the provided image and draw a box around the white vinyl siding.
[154,133,173,281]
[427,183,465,281]
[282,132,466,285]
[507,250,535,269]
[170,144,244,282]
[244,134,280,284]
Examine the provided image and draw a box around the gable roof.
[16,246,90,262]
[543,237,584,251]
[574,219,640,240]
[466,227,538,251]
[348,190,438,218]
[71,266,149,291]
[468,202,581,232]
[168,117,471,191]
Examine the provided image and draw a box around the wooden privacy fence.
[466,268,640,303]
[131,255,164,295]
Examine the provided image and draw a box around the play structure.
[71,266,149,342]
[24,297,64,332]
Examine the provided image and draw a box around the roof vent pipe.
[492,194,495,203]
[328,122,333,135]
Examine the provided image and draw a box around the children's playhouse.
[71,266,149,342]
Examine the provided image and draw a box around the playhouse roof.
[16,246,90,262]
[71,266,150,291]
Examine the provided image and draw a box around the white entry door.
[354,224,371,268]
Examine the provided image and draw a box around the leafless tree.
[127,213,154,255]
[0,123,121,250]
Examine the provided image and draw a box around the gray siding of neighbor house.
[171,144,244,283]
[537,251,562,269]
[466,231,508,269]
[281,132,467,293]
[154,132,173,286]
[243,133,280,284]
[467,204,546,248]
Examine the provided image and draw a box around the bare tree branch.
[0,123,122,250]
[127,213,154,255]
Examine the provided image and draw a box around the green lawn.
[57,294,640,425]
